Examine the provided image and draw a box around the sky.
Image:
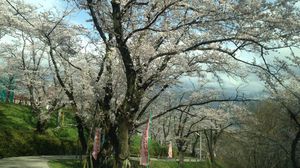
[24,0,91,28]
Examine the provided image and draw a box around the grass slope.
[0,102,79,157]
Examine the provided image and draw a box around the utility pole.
[200,132,202,160]
[196,131,202,161]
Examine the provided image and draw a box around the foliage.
[217,100,296,168]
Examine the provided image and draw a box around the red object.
[140,118,150,166]
[92,128,101,160]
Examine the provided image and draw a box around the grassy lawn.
[134,160,208,168]
[48,160,82,168]
[48,159,209,168]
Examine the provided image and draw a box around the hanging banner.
[140,113,152,166]
[92,128,101,160]
[168,141,172,158]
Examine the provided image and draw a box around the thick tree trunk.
[205,129,217,168]
[207,142,217,168]
[178,150,185,168]
[74,114,87,154]
[92,156,100,168]
[114,119,130,168]
[6,77,14,103]
[5,89,10,103]
[291,128,300,168]
[36,118,47,133]
[92,129,115,168]
[93,151,112,168]
[208,149,217,168]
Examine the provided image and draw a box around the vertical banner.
[140,113,152,167]
[168,141,172,158]
[92,128,101,160]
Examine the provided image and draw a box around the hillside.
[0,102,79,158]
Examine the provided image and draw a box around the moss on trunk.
[114,119,131,168]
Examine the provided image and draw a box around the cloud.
[24,0,66,12]
[23,0,91,28]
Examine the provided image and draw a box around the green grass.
[0,102,226,168]
[0,102,79,157]
[133,160,208,168]
[0,103,33,130]
[48,159,209,168]
[48,160,82,168]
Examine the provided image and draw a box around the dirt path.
[0,155,77,168]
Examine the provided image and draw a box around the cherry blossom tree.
[258,61,300,167]
[200,105,245,168]
[0,25,68,133]
[2,0,300,167]
[67,0,300,167]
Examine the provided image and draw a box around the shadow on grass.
[48,159,82,168]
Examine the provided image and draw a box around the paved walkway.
[0,155,77,168]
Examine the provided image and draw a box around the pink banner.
[140,118,150,166]
[92,128,101,160]
[168,141,172,158]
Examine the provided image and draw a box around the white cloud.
[23,0,91,28]
[23,0,66,12]
[295,1,300,9]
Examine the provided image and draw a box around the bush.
[0,130,35,157]
[32,134,64,154]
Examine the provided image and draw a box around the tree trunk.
[94,149,113,168]
[208,148,217,168]
[191,135,200,157]
[6,77,14,103]
[291,128,300,168]
[205,129,217,168]
[92,156,100,168]
[178,150,185,168]
[91,128,115,168]
[74,114,87,154]
[36,118,47,133]
[207,142,218,168]
[5,89,10,103]
[114,119,130,168]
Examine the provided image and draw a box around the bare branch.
[135,96,256,128]
[124,1,178,43]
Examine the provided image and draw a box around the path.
[0,155,77,168]
[0,155,202,168]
